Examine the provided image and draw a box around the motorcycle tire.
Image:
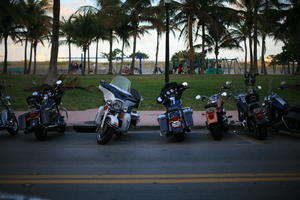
[209,123,223,140]
[58,124,66,133]
[34,126,47,141]
[174,133,185,142]
[248,120,267,140]
[96,120,114,145]
[7,114,19,136]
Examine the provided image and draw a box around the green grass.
[0,74,299,111]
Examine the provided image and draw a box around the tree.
[0,0,22,74]
[122,0,152,75]
[45,0,60,85]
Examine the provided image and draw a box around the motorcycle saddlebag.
[18,113,27,130]
[182,108,194,127]
[41,110,50,124]
[157,114,168,133]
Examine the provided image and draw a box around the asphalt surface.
[0,129,300,200]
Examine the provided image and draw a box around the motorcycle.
[18,80,67,141]
[0,81,19,135]
[264,81,300,133]
[195,81,233,140]
[156,82,193,142]
[234,84,268,140]
[95,76,142,145]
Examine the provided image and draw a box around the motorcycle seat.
[248,102,260,110]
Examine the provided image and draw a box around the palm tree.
[45,0,60,85]
[122,0,153,75]
[0,0,22,74]
[115,14,131,74]
[71,12,98,75]
[231,22,249,73]
[96,0,122,74]
[60,15,75,74]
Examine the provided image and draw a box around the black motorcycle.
[195,81,233,140]
[156,82,193,142]
[19,80,67,141]
[264,81,300,133]
[0,81,19,135]
[234,74,268,140]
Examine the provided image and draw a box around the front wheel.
[34,126,47,141]
[7,114,19,136]
[209,123,223,140]
[96,120,114,145]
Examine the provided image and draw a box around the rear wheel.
[34,126,47,141]
[96,120,114,145]
[174,133,185,142]
[248,120,267,140]
[7,114,19,136]
[209,123,223,140]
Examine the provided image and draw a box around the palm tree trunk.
[88,46,90,74]
[82,49,86,76]
[68,42,71,74]
[244,39,248,73]
[130,33,137,75]
[253,4,258,74]
[155,31,160,69]
[200,24,205,74]
[261,34,267,75]
[24,38,28,74]
[108,29,113,74]
[187,15,195,74]
[119,39,125,74]
[45,0,60,85]
[33,41,37,75]
[2,34,8,74]
[249,35,254,73]
[95,38,99,74]
[27,42,33,74]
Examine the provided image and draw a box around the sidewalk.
[15,109,239,128]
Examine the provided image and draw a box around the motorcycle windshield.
[111,76,131,93]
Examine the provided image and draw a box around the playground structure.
[172,57,243,74]
[58,54,144,74]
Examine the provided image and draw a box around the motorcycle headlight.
[112,100,123,111]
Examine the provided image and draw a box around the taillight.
[171,116,179,122]
[104,106,108,110]
[207,112,215,120]
[256,113,263,120]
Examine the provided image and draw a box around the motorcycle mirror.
[195,95,201,100]
[221,92,227,97]
[56,80,62,85]
[5,96,11,101]
[182,82,188,87]
[157,96,163,103]
[32,91,38,96]
[280,81,286,90]
[257,85,262,90]
[225,81,232,85]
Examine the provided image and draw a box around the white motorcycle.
[95,76,142,145]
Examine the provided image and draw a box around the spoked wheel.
[34,126,47,141]
[209,123,223,140]
[96,120,114,145]
[174,133,185,142]
[248,120,267,140]
[7,114,19,136]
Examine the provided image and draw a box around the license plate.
[171,121,181,128]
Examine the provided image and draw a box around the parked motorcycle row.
[0,75,299,144]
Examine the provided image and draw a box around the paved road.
[0,129,300,200]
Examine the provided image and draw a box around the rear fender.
[206,110,218,124]
[254,117,268,125]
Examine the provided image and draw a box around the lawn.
[0,74,299,111]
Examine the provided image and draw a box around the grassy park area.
[0,74,299,111]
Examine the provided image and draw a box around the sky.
[1,0,284,62]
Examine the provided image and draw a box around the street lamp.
[164,0,171,84]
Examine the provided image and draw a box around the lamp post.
[164,0,171,84]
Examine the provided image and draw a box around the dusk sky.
[1,0,283,62]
